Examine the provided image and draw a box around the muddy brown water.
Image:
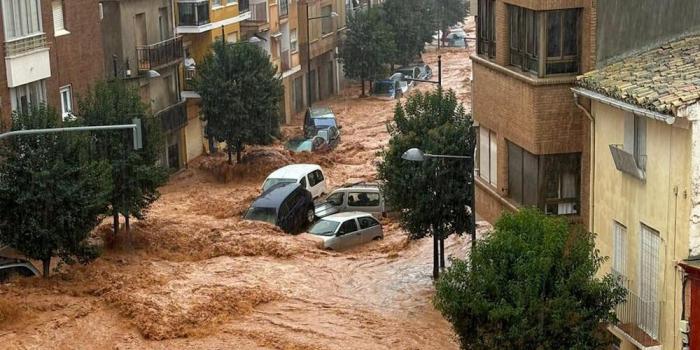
[0,19,483,350]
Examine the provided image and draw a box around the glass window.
[321,5,333,35]
[178,3,195,26]
[612,221,627,278]
[358,216,379,229]
[348,192,380,207]
[300,177,307,189]
[309,220,340,236]
[244,207,277,224]
[279,0,289,17]
[508,6,539,74]
[478,127,497,186]
[2,0,42,40]
[196,2,209,25]
[327,192,345,206]
[477,0,495,58]
[338,219,358,236]
[10,80,46,114]
[290,29,298,52]
[60,85,72,119]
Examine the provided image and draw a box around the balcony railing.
[184,67,197,91]
[137,36,184,72]
[156,100,187,133]
[614,282,663,347]
[4,33,48,57]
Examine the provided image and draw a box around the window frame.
[59,85,73,119]
[321,5,333,35]
[338,219,359,236]
[477,126,497,187]
[477,0,495,58]
[358,216,379,230]
[3,0,43,41]
[290,28,298,52]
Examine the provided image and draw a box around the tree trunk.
[113,209,119,236]
[236,140,242,163]
[360,79,366,97]
[433,234,439,280]
[227,146,233,165]
[440,237,446,269]
[125,213,131,248]
[42,258,50,278]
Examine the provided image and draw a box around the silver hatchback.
[308,212,383,250]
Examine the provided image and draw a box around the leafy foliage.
[381,0,435,67]
[434,209,627,350]
[338,7,395,96]
[377,88,475,240]
[196,41,284,163]
[435,0,468,34]
[77,80,167,232]
[0,106,111,276]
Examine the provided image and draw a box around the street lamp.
[306,6,338,106]
[402,147,477,277]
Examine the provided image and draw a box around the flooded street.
[0,20,481,350]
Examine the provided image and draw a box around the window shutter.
[489,131,498,186]
[52,1,64,32]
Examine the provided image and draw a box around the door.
[335,219,360,249]
[357,216,381,243]
[134,13,147,47]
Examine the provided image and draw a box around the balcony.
[137,36,184,72]
[613,281,663,349]
[156,100,188,133]
[4,33,51,88]
[279,0,289,17]
[177,0,251,34]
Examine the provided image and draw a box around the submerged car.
[395,66,421,87]
[262,164,327,199]
[286,126,340,153]
[314,183,385,219]
[372,73,409,100]
[304,106,341,139]
[244,183,315,233]
[0,257,39,282]
[308,212,384,250]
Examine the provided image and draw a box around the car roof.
[309,106,334,118]
[267,164,321,179]
[334,186,380,192]
[321,211,375,222]
[0,257,39,274]
[251,183,301,209]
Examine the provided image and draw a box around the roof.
[267,164,321,180]
[576,35,700,116]
[251,183,301,209]
[321,212,374,222]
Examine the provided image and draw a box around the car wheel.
[306,208,315,224]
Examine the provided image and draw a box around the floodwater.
[0,19,483,350]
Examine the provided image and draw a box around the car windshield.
[398,69,414,77]
[309,220,340,237]
[373,81,394,94]
[244,207,277,224]
[312,118,336,128]
[262,178,296,191]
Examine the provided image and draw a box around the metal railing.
[4,33,48,57]
[615,282,663,343]
[136,36,183,71]
[184,67,197,90]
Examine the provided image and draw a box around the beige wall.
[592,101,691,348]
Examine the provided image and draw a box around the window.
[624,113,647,171]
[348,192,380,207]
[338,219,358,236]
[178,1,210,26]
[321,5,333,35]
[507,6,580,76]
[612,221,626,279]
[300,177,307,189]
[279,0,289,17]
[308,173,318,187]
[212,0,221,6]
[52,1,69,36]
[507,141,580,215]
[158,7,169,41]
[358,216,380,230]
[2,0,42,40]
[60,85,73,119]
[477,0,495,58]
[290,29,298,52]
[478,127,497,186]
[10,80,46,114]
[639,224,661,338]
[327,192,345,206]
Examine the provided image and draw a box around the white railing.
[615,280,663,342]
[4,33,48,57]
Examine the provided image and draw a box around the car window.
[327,192,345,206]
[358,216,380,229]
[348,192,380,207]
[300,177,307,189]
[314,170,324,182]
[307,173,317,187]
[337,219,359,236]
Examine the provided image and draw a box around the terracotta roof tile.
[577,35,700,115]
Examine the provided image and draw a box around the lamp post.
[401,147,476,279]
[306,5,338,107]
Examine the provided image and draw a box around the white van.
[262,164,327,199]
[314,183,385,219]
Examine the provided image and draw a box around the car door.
[357,216,382,243]
[335,219,360,249]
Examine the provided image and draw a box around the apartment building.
[472,0,594,225]
[101,0,186,170]
[0,0,104,129]
[242,0,304,124]
[299,0,345,106]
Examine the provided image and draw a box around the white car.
[314,183,386,219]
[308,212,383,250]
[262,164,327,199]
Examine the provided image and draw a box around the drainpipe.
[678,102,700,256]
[574,92,595,232]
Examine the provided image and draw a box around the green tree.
[0,106,111,277]
[196,41,284,164]
[435,0,468,42]
[339,7,395,97]
[435,209,627,350]
[377,88,475,278]
[77,80,167,238]
[381,0,435,67]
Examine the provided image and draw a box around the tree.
[196,41,284,164]
[434,209,627,350]
[377,88,475,279]
[381,0,435,67]
[339,7,395,97]
[434,0,468,44]
[0,106,111,277]
[77,80,167,238]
